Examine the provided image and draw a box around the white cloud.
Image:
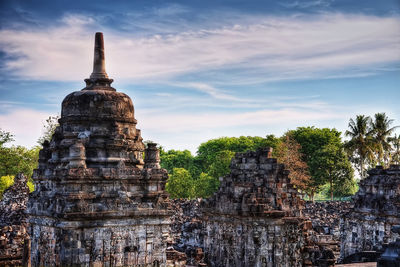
[0,109,53,148]
[0,13,398,83]
[137,103,345,152]
[1,11,399,152]
[1,102,398,154]
[139,107,341,132]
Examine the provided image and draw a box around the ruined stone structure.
[303,201,351,262]
[0,173,30,267]
[340,165,400,263]
[168,199,205,266]
[1,31,398,267]
[201,148,307,267]
[27,33,171,267]
[167,150,345,267]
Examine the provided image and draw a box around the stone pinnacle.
[90,32,109,79]
[84,32,114,90]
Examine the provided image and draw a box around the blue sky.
[0,0,399,153]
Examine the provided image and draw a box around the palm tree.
[344,115,375,178]
[388,134,400,165]
[371,113,398,167]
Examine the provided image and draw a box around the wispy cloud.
[171,82,246,101]
[152,3,190,17]
[0,13,398,84]
[280,0,333,9]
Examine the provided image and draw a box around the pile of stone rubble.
[302,201,352,265]
[168,199,205,266]
[0,173,30,267]
[303,201,351,237]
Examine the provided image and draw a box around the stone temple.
[27,33,171,267]
[202,149,306,266]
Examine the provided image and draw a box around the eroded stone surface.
[167,151,351,267]
[0,173,30,267]
[303,201,351,263]
[201,148,307,267]
[168,199,204,266]
[340,165,400,263]
[27,33,171,267]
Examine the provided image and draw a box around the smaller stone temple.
[27,33,171,267]
[201,148,307,267]
[340,165,400,262]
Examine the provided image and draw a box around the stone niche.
[27,33,171,267]
[201,148,307,267]
[340,165,400,262]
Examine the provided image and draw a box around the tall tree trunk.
[330,178,333,201]
[360,154,364,179]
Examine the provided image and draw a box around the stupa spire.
[84,32,114,90]
[90,32,108,79]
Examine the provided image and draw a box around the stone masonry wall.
[340,165,400,262]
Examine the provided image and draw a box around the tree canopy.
[275,134,310,192]
[3,112,398,201]
[165,168,194,199]
[344,115,375,178]
[196,135,280,170]
[288,127,354,200]
[162,136,280,199]
[310,144,355,200]
[161,131,358,200]
[0,129,38,197]
[345,113,399,177]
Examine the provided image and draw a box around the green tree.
[370,113,398,167]
[196,135,280,170]
[165,168,194,199]
[332,176,358,198]
[0,129,14,146]
[0,175,15,198]
[160,149,200,178]
[344,115,375,178]
[0,145,40,178]
[37,115,60,145]
[208,150,235,179]
[193,136,279,198]
[194,172,219,198]
[0,129,39,197]
[310,144,354,200]
[288,127,350,200]
[389,134,400,165]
